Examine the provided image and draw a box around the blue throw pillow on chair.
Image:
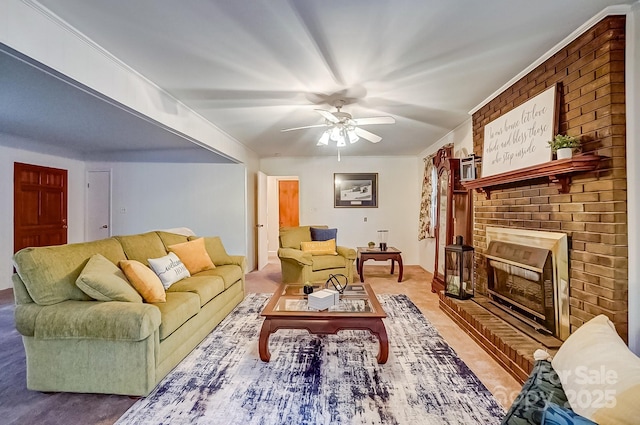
[310,227,337,243]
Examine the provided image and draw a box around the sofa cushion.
[156,231,190,249]
[501,360,569,425]
[119,260,166,303]
[190,236,235,265]
[195,265,243,290]
[33,300,161,341]
[311,255,346,271]
[150,292,200,340]
[310,227,337,243]
[301,239,338,256]
[76,254,142,303]
[168,238,215,274]
[166,274,225,306]
[552,314,640,424]
[116,232,168,267]
[148,252,190,289]
[13,238,127,306]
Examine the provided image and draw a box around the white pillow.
[148,252,190,289]
[551,314,640,424]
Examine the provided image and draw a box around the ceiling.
[3,0,635,160]
[0,45,234,163]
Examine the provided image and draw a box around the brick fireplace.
[440,15,628,382]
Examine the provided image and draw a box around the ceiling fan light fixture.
[330,126,341,141]
[337,128,347,147]
[317,131,330,146]
[347,129,359,143]
[282,101,394,149]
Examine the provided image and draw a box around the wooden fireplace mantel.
[461,154,604,198]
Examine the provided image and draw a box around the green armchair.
[278,225,356,284]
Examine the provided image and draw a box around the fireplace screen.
[485,241,555,335]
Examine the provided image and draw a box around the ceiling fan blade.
[315,109,340,123]
[354,127,382,143]
[352,116,396,126]
[281,124,327,132]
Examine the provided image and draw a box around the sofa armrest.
[14,302,43,337]
[337,246,357,260]
[278,248,313,266]
[228,255,246,271]
[25,300,161,341]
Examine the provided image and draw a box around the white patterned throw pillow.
[148,252,190,289]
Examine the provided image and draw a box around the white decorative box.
[308,289,339,310]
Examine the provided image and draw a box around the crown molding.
[469,4,633,115]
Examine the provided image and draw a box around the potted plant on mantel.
[548,134,581,160]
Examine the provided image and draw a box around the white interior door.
[86,170,111,241]
[257,171,268,270]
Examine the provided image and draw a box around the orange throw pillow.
[168,237,215,274]
[118,260,166,303]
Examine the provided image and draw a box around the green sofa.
[12,231,245,396]
[277,225,356,284]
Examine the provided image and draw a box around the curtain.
[418,153,437,240]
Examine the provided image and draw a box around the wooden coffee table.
[259,283,388,363]
[357,247,403,282]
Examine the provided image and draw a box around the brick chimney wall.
[471,16,628,339]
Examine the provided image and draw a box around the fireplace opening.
[485,241,555,335]
[482,227,570,341]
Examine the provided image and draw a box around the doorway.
[86,170,111,241]
[278,180,299,228]
[14,162,68,253]
[265,176,300,258]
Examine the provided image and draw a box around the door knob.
[101,225,108,229]
[256,224,264,228]
[62,225,68,229]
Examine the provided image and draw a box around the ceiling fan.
[281,100,395,147]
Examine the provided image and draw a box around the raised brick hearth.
[439,294,541,383]
[442,15,629,381]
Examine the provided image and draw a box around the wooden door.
[278,180,299,228]
[14,162,68,253]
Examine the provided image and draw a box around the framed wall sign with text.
[481,84,559,178]
[334,173,378,208]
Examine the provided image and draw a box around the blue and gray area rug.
[116,294,505,424]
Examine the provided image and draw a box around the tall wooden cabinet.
[431,146,472,293]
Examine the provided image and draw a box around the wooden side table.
[356,247,403,282]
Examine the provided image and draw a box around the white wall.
[88,161,248,259]
[0,135,87,290]
[625,1,640,354]
[415,119,473,273]
[260,156,420,265]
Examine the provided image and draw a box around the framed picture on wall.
[334,173,378,208]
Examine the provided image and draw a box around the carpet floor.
[116,293,505,425]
